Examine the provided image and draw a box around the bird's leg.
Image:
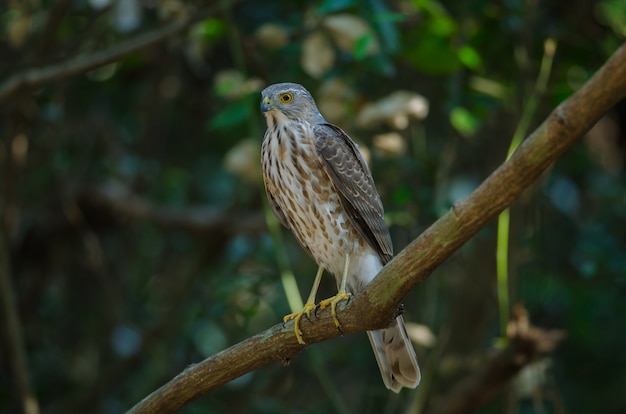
[317,253,352,331]
[283,265,325,345]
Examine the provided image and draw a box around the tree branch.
[74,181,266,235]
[0,4,224,103]
[127,42,626,414]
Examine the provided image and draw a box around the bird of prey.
[260,82,420,392]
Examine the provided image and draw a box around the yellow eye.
[279,92,293,103]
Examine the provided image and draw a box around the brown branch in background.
[126,43,626,414]
[0,210,39,414]
[74,181,266,235]
[0,4,226,103]
[432,305,567,414]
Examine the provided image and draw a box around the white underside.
[344,248,383,292]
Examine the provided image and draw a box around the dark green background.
[1,0,625,413]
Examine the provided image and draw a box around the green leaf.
[192,18,225,41]
[374,12,406,23]
[428,15,457,36]
[404,37,461,74]
[318,0,356,14]
[369,0,403,52]
[450,107,480,136]
[209,102,249,130]
[458,45,482,69]
[598,0,626,36]
[353,33,374,60]
[402,15,460,74]
[393,186,412,204]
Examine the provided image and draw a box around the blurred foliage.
[0,0,625,413]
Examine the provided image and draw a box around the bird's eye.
[279,93,293,103]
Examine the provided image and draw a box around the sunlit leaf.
[597,0,626,37]
[428,14,457,36]
[450,107,480,136]
[469,76,508,99]
[322,14,379,56]
[196,17,226,40]
[356,90,429,128]
[214,70,244,97]
[224,139,261,183]
[373,132,406,156]
[317,78,355,124]
[6,11,31,48]
[405,323,437,347]
[255,23,289,49]
[301,31,335,78]
[458,45,482,69]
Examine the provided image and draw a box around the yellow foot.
[317,292,352,332]
[283,302,317,345]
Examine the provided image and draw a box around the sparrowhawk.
[260,82,420,392]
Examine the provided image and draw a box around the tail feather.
[367,315,421,393]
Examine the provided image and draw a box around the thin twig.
[0,206,40,414]
[0,4,223,103]
[496,37,558,337]
[76,181,266,235]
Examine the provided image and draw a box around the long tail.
[367,315,421,393]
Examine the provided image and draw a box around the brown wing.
[313,123,393,264]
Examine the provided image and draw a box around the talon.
[303,308,314,322]
[317,292,352,332]
[283,302,317,345]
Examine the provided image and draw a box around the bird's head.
[260,83,326,124]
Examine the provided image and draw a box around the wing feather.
[313,124,393,264]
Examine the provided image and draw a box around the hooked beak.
[260,96,272,113]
